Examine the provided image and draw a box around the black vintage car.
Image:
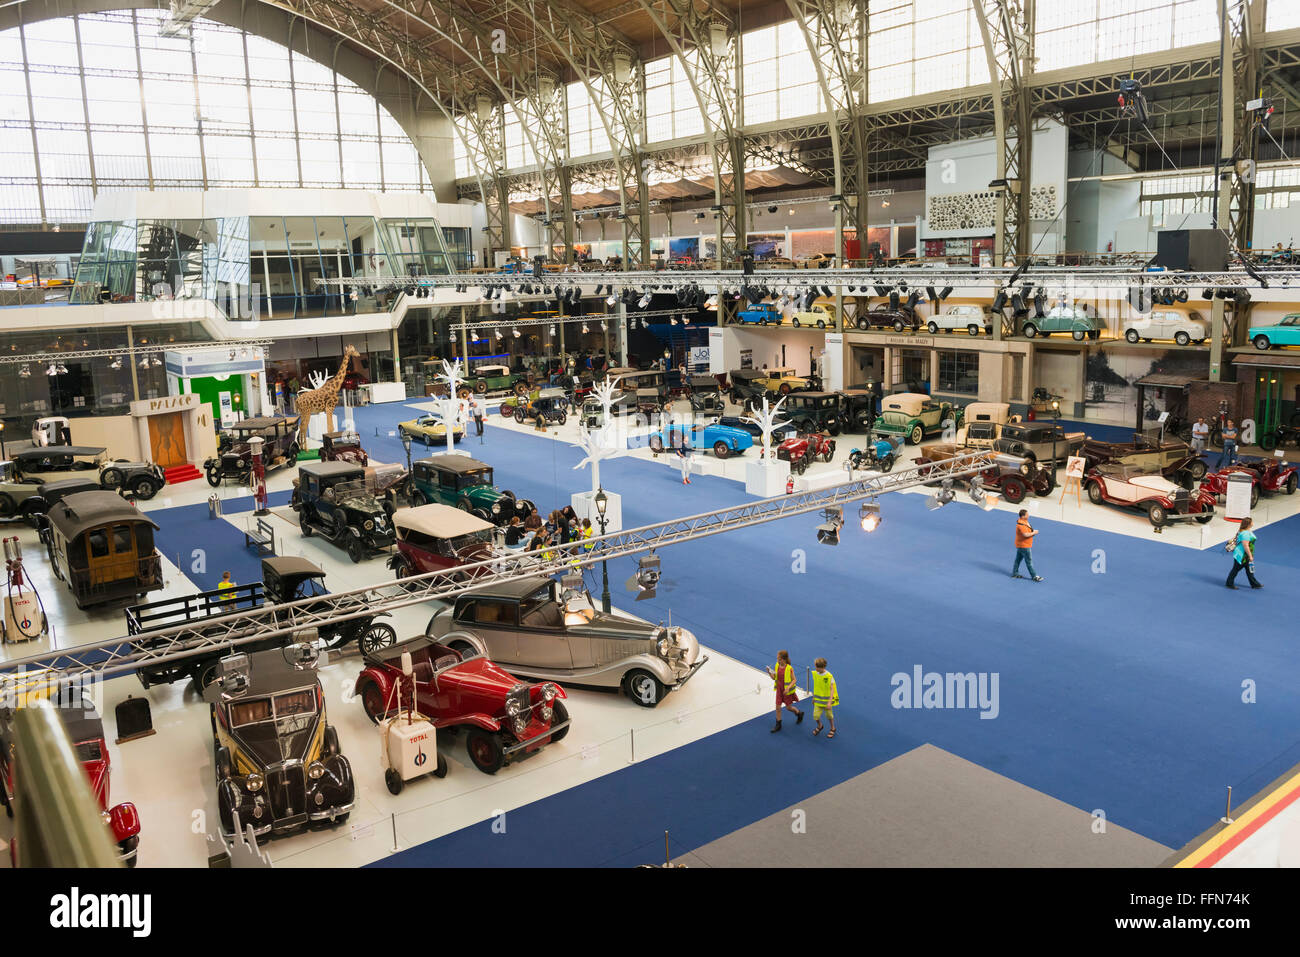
[728,369,769,409]
[128,556,397,690]
[687,375,725,414]
[836,389,878,433]
[205,646,354,841]
[206,415,300,486]
[293,461,395,562]
[581,393,640,428]
[781,392,846,436]
[514,387,569,426]
[22,476,103,526]
[855,302,920,332]
[99,460,166,499]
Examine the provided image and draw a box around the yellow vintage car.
[756,366,818,395]
[398,412,465,445]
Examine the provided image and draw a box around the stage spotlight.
[513,328,522,338]
[606,293,618,306]
[816,507,844,546]
[627,553,661,600]
[858,501,881,532]
[968,475,995,510]
[926,479,956,510]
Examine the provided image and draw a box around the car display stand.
[571,489,622,532]
[307,411,337,442]
[745,459,788,496]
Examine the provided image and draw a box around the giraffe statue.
[295,344,359,444]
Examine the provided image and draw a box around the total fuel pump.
[3,536,48,643]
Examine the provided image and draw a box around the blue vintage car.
[736,303,783,325]
[1249,314,1300,350]
[649,422,755,459]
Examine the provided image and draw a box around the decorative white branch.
[436,358,465,456]
[571,375,631,492]
[747,395,790,460]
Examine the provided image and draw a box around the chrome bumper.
[503,719,571,756]
[672,655,709,690]
[308,801,355,822]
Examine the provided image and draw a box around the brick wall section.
[1187,379,1245,423]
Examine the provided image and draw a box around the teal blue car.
[1249,314,1300,350]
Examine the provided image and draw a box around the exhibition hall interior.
[2,0,1300,877]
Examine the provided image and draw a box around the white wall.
[1066,149,1140,254]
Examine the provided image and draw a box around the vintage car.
[650,421,754,459]
[782,392,846,436]
[355,633,571,773]
[397,412,464,446]
[1021,304,1104,341]
[1124,309,1209,345]
[1079,434,1208,483]
[1201,458,1299,503]
[728,368,771,409]
[320,430,369,467]
[514,386,569,425]
[0,458,50,520]
[686,375,725,413]
[992,421,1085,465]
[465,363,527,395]
[791,302,837,329]
[388,503,495,582]
[43,490,162,609]
[836,389,878,433]
[736,302,784,325]
[856,302,920,332]
[928,303,996,336]
[915,446,1054,503]
[756,366,819,396]
[777,432,836,474]
[407,455,535,526]
[848,434,904,472]
[1248,313,1300,350]
[874,392,962,445]
[1257,421,1300,451]
[130,556,396,690]
[716,414,799,446]
[206,416,300,486]
[0,692,141,866]
[293,461,395,562]
[206,647,354,840]
[98,460,166,500]
[23,477,104,525]
[9,445,106,484]
[960,402,1012,449]
[426,576,705,708]
[581,392,641,428]
[1084,463,1217,528]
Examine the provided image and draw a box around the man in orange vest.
[1012,509,1043,582]
[764,649,803,732]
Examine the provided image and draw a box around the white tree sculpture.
[747,395,790,461]
[302,369,328,392]
[435,358,465,456]
[571,376,631,492]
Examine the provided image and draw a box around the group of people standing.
[503,506,594,559]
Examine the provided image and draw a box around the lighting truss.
[0,338,273,366]
[1,450,1002,693]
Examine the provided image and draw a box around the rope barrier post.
[629,727,635,765]
[391,812,400,852]
[1221,786,1234,825]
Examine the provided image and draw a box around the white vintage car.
[927,303,995,336]
[1123,309,1209,346]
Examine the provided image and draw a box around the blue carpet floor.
[143,403,1300,863]
[151,490,295,594]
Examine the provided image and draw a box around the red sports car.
[777,432,836,474]
[1202,458,1298,502]
[1,694,141,866]
[354,636,570,774]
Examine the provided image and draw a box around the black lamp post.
[401,433,412,473]
[595,487,611,614]
[0,419,6,460]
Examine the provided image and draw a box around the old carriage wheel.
[358,622,397,655]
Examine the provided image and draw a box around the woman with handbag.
[1225,517,1262,590]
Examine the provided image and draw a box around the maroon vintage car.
[915,446,1055,504]
[1201,458,1298,505]
[777,432,836,474]
[320,430,369,467]
[1080,433,1208,483]
[354,636,570,774]
[1,693,141,866]
[1085,462,1217,529]
[386,503,495,582]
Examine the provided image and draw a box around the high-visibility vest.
[812,670,838,707]
[774,662,796,695]
[581,526,595,550]
[217,580,236,601]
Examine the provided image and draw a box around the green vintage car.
[407,455,536,526]
[466,363,528,395]
[874,392,963,445]
[1021,305,1104,341]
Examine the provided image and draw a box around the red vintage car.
[387,503,494,581]
[777,432,836,474]
[1,694,141,866]
[354,636,570,774]
[320,430,369,467]
[1201,458,1298,504]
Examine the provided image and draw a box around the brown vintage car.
[320,430,369,467]
[914,445,1056,504]
[1079,433,1208,483]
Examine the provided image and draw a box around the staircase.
[164,463,204,485]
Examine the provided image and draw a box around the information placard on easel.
[1060,455,1085,506]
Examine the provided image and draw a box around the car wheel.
[547,700,570,743]
[557,410,568,425]
[1023,324,1038,338]
[214,746,232,784]
[909,424,924,445]
[1000,477,1027,503]
[791,318,800,327]
[713,440,730,459]
[826,419,841,437]
[514,409,526,423]
[360,681,393,724]
[101,467,124,489]
[1072,329,1086,341]
[205,465,221,487]
[410,489,428,507]
[466,729,505,774]
[857,318,868,330]
[823,442,836,462]
[894,320,905,333]
[358,622,397,655]
[346,536,365,564]
[1195,513,1214,524]
[475,380,488,394]
[1285,473,1297,495]
[649,435,664,454]
[779,383,792,395]
[132,478,158,500]
[285,444,299,465]
[624,669,664,707]
[968,324,980,336]
[927,321,939,334]
[1174,331,1190,346]
[447,640,477,660]
[0,494,14,519]
[432,752,449,778]
[881,454,894,473]
[817,320,826,329]
[1147,503,1168,528]
[1250,485,1260,508]
[192,659,221,694]
[1253,335,1272,350]
[1187,459,1207,480]
[514,382,529,396]
[1125,329,1140,343]
[1086,481,1103,505]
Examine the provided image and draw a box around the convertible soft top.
[394,503,493,538]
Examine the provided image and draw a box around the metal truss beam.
[1,451,1001,692]
[0,339,273,366]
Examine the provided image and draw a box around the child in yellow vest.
[811,657,838,739]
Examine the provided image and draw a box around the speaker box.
[1155,229,1229,271]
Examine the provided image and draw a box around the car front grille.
[508,683,531,717]
[267,764,306,822]
[1174,488,1190,513]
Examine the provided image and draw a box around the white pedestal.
[746,460,789,496]
[361,382,408,404]
[307,411,336,442]
[571,489,623,533]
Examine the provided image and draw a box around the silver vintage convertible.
[424,576,707,707]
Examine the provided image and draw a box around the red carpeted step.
[163,463,203,484]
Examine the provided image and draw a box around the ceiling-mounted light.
[495,328,503,340]
[581,323,589,334]
[768,205,778,214]
[858,501,881,532]
[109,356,122,370]
[46,363,59,376]
[549,324,557,336]
[140,356,151,369]
[229,349,237,360]
[513,328,521,338]
[638,292,652,309]
[926,479,956,511]
[600,320,607,331]
[19,364,31,378]
[816,506,844,546]
[605,293,617,306]
[151,356,162,368]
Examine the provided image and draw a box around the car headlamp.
[245,773,265,793]
[492,502,502,514]
[542,682,558,702]
[308,761,326,780]
[506,697,522,716]
[657,637,669,656]
[512,714,529,736]
[364,519,374,530]
[1020,462,1031,476]
[540,702,554,722]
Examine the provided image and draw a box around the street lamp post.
[0,419,6,460]
[401,434,412,473]
[595,487,611,614]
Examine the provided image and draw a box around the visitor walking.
[1011,509,1043,582]
[811,658,838,739]
[765,650,804,732]
[217,570,236,601]
[1225,517,1262,590]
[471,396,485,436]
[1191,417,1209,454]
[1218,419,1239,469]
[676,444,692,485]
